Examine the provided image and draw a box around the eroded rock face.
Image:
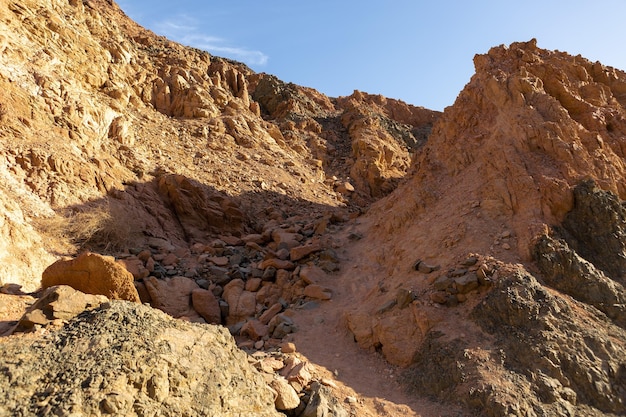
[534,234,626,329]
[561,180,626,283]
[0,301,281,417]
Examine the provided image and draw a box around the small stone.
[243,234,265,244]
[345,396,357,404]
[433,275,454,291]
[241,319,268,341]
[303,284,332,300]
[454,273,479,294]
[271,377,301,410]
[221,235,244,246]
[276,248,290,260]
[450,268,468,277]
[258,357,285,373]
[259,302,283,325]
[286,361,312,392]
[280,341,297,353]
[290,242,323,261]
[245,278,262,292]
[335,182,355,195]
[259,258,295,271]
[299,265,327,285]
[190,243,206,254]
[415,260,439,274]
[208,256,229,267]
[461,256,479,266]
[502,243,511,250]
[161,253,179,267]
[262,267,277,281]
[137,249,152,262]
[429,291,448,304]
[320,378,337,388]
[396,288,413,309]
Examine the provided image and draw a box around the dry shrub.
[35,201,141,254]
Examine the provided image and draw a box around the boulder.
[270,377,300,410]
[144,276,199,318]
[223,279,257,322]
[13,285,107,333]
[191,288,222,324]
[41,252,140,302]
[0,301,281,416]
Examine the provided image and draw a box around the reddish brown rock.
[290,241,322,261]
[191,288,221,324]
[299,265,327,285]
[134,281,152,304]
[259,258,295,271]
[144,276,199,318]
[245,277,262,292]
[117,257,149,280]
[41,252,140,303]
[223,279,257,322]
[241,319,268,341]
[270,377,300,411]
[259,302,283,325]
[303,284,332,300]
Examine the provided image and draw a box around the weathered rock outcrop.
[0,301,281,417]
[250,73,441,200]
[402,268,626,416]
[561,180,626,284]
[41,251,140,302]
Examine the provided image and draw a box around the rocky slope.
[0,0,439,292]
[1,1,626,416]
[340,39,626,415]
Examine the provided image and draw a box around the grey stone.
[301,381,348,417]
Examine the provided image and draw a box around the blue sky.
[117,1,626,111]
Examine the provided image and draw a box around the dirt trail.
[287,221,463,417]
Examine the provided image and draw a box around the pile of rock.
[248,342,348,416]
[418,255,497,306]
[40,215,343,350]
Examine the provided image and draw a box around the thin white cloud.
[153,14,268,66]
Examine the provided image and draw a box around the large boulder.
[0,301,281,417]
[41,252,140,302]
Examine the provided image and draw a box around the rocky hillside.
[1,1,626,416]
[341,39,626,415]
[0,0,439,292]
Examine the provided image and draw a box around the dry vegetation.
[34,201,142,254]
